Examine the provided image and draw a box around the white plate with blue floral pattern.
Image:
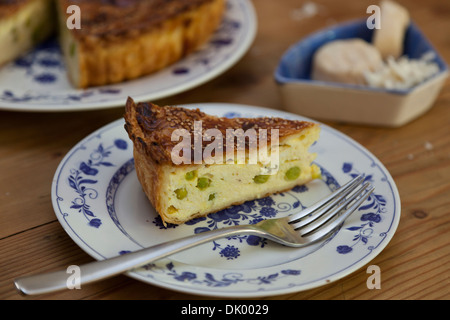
[0,0,256,112]
[51,103,401,297]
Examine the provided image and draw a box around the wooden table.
[1,0,449,301]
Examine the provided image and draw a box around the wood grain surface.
[1,0,449,300]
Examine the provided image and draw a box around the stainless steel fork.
[14,174,373,295]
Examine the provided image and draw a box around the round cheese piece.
[312,39,383,85]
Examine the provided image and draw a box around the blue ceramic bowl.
[275,19,448,94]
[274,20,448,126]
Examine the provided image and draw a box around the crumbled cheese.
[424,141,433,151]
[364,52,440,90]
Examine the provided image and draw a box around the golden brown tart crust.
[63,0,218,40]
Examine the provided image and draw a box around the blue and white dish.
[0,0,256,112]
[52,103,401,297]
[275,19,448,127]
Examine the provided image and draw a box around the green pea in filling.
[253,175,270,184]
[285,166,301,180]
[196,177,211,190]
[185,170,197,181]
[174,188,187,200]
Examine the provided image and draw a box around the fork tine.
[295,181,372,233]
[301,184,375,243]
[292,181,372,232]
[288,174,364,223]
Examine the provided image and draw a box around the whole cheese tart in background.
[124,98,321,225]
[57,0,225,88]
[0,0,55,67]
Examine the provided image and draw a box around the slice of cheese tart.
[124,98,321,225]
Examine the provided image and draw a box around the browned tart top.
[124,98,317,165]
[61,0,216,40]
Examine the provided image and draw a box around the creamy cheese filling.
[160,127,321,221]
[0,0,55,66]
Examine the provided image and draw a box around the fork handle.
[14,224,262,295]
